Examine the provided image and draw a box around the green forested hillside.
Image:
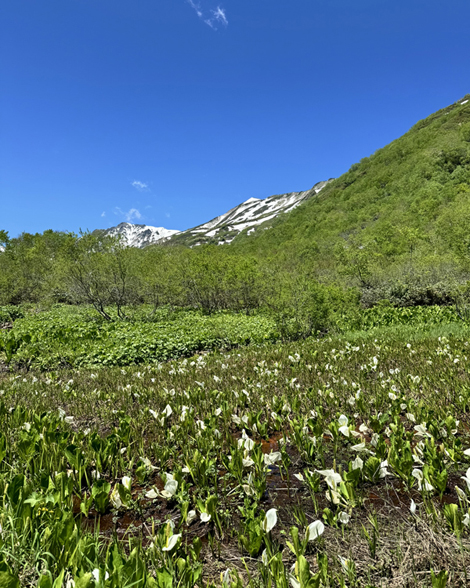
[234,95,470,283]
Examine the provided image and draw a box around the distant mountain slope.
[99,223,180,248]
[169,180,331,247]
[99,180,331,248]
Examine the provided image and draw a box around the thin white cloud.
[187,0,203,18]
[187,1,227,30]
[125,208,142,222]
[206,7,228,29]
[101,211,106,218]
[131,180,148,191]
[114,207,143,223]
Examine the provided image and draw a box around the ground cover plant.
[1,320,470,586]
[2,303,469,371]
[0,306,277,370]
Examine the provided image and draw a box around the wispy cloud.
[115,207,143,223]
[131,180,148,191]
[206,6,228,29]
[101,211,106,218]
[187,0,203,18]
[187,1,228,30]
[125,208,142,222]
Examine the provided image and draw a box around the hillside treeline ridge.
[1,94,470,334]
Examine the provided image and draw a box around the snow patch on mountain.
[103,223,180,248]
[99,179,332,248]
[178,179,332,245]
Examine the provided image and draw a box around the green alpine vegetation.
[232,94,470,306]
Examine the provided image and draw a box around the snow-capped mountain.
[173,180,331,246]
[100,223,180,248]
[100,180,332,248]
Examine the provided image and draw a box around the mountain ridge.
[95,223,179,248]
[99,180,332,248]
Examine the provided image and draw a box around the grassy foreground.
[1,316,470,586]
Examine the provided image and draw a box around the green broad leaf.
[431,570,449,588]
[73,573,94,588]
[6,475,25,507]
[25,492,45,508]
[0,435,6,463]
[0,571,20,588]
[37,573,53,588]
[80,495,93,517]
[52,571,65,588]
[297,555,321,588]
[154,568,173,588]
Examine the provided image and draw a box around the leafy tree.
[66,232,140,320]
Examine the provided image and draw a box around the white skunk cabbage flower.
[140,457,157,471]
[110,485,122,509]
[92,569,109,583]
[262,508,277,533]
[351,442,370,454]
[380,460,391,478]
[186,510,197,524]
[412,469,434,491]
[162,533,181,552]
[238,430,254,451]
[352,456,363,470]
[410,499,417,514]
[289,562,302,588]
[145,488,159,500]
[315,469,342,490]
[242,457,255,468]
[162,405,173,418]
[461,468,470,492]
[264,452,281,466]
[338,556,351,573]
[161,473,178,498]
[261,549,269,566]
[221,569,231,587]
[305,520,324,540]
[338,415,350,437]
[414,423,431,438]
[200,512,211,523]
[455,485,468,505]
[338,512,350,524]
[122,476,132,492]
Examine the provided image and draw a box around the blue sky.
[1,0,469,238]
